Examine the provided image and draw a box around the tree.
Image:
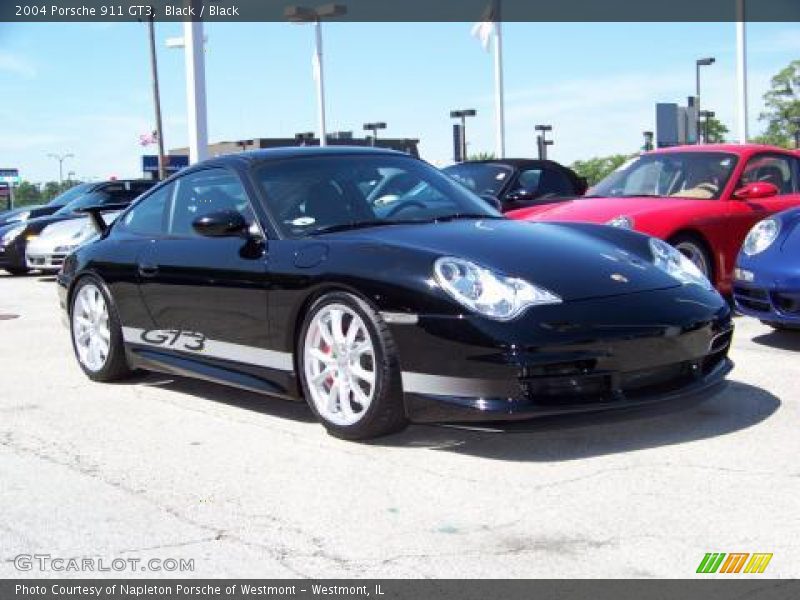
[570,154,633,186]
[11,181,43,208]
[754,59,800,148]
[703,117,729,143]
[467,152,496,161]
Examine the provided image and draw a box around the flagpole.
[314,19,328,147]
[493,18,506,158]
[735,0,748,144]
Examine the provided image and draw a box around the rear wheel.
[298,292,407,440]
[70,277,131,382]
[670,234,713,281]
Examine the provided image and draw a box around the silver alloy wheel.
[674,241,710,277]
[303,303,376,427]
[72,283,111,373]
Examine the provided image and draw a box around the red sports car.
[508,144,800,294]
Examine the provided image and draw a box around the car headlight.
[649,238,712,290]
[607,215,634,229]
[6,211,31,224]
[433,257,561,320]
[0,224,26,245]
[742,218,780,256]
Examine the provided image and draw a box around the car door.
[136,167,272,358]
[725,152,800,266]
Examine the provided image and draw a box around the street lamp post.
[285,3,347,148]
[47,153,74,184]
[363,122,386,146]
[450,109,476,162]
[147,13,167,180]
[699,110,715,144]
[535,124,553,160]
[642,131,654,152]
[696,57,716,144]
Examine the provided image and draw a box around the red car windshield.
[590,152,738,200]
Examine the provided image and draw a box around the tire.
[69,276,132,382]
[5,267,30,276]
[669,234,714,282]
[298,291,408,440]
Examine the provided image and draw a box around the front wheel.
[70,277,132,382]
[5,267,30,276]
[298,292,408,440]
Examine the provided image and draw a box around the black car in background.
[0,179,154,275]
[58,147,731,440]
[443,159,587,212]
[0,182,97,228]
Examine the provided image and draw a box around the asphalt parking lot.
[1,272,798,579]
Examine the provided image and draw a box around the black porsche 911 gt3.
[58,147,733,439]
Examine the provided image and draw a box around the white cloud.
[0,51,37,79]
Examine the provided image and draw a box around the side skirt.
[125,344,302,401]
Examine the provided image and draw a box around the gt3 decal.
[121,327,293,371]
[140,329,207,352]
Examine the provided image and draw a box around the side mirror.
[505,189,537,203]
[479,194,503,211]
[192,210,248,238]
[733,181,779,200]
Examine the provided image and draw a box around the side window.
[120,184,173,236]
[738,154,796,195]
[168,169,257,237]
[515,169,542,193]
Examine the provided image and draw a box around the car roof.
[197,145,409,169]
[445,158,567,169]
[645,143,794,157]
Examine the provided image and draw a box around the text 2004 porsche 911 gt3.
[58,147,733,439]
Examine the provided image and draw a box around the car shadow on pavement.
[752,330,800,351]
[373,381,780,462]
[131,371,318,423]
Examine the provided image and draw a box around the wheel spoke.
[309,348,335,365]
[338,380,354,418]
[350,363,375,385]
[330,309,345,345]
[326,380,340,414]
[345,317,360,346]
[318,320,334,348]
[311,366,334,384]
[352,382,370,407]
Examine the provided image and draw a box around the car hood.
[510,196,705,224]
[341,219,682,302]
[0,205,44,225]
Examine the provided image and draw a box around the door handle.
[138,263,159,277]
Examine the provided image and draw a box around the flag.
[139,130,158,146]
[471,2,496,52]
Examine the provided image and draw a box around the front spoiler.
[405,357,733,423]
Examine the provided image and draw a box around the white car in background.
[25,211,122,272]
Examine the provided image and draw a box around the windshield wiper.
[307,220,429,236]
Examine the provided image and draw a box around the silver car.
[26,211,121,272]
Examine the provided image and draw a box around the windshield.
[591,152,738,200]
[255,155,502,238]
[55,190,110,215]
[46,183,94,207]
[442,163,513,196]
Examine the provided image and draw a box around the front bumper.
[733,265,800,326]
[26,250,67,272]
[389,285,734,423]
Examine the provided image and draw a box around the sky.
[0,20,798,183]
